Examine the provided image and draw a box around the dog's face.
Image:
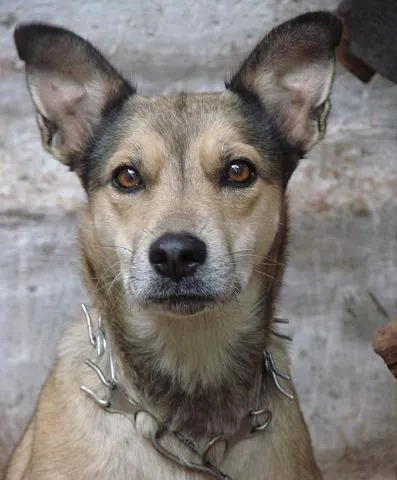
[87,93,285,315]
[14,13,341,317]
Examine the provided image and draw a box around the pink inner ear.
[269,58,334,150]
[284,102,311,149]
[283,61,330,107]
[29,68,108,157]
[30,71,85,118]
[280,72,317,146]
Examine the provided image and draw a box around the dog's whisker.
[220,251,286,268]
[99,258,128,277]
[249,269,276,281]
[263,256,286,267]
[100,244,135,255]
[198,221,210,236]
[135,225,156,239]
[103,275,122,297]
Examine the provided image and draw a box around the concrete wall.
[1,1,397,477]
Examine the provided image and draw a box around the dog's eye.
[112,165,143,192]
[222,159,257,187]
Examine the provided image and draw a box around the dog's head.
[14,13,341,317]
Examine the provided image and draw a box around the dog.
[4,11,341,480]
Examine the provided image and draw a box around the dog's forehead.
[97,91,251,175]
[87,91,249,190]
[123,91,245,144]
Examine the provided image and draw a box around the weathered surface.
[1,1,397,477]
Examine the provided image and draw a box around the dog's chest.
[75,407,271,480]
[87,429,269,479]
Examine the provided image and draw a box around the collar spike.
[263,350,294,400]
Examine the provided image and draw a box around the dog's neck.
[125,278,266,381]
[99,282,271,437]
[80,206,288,437]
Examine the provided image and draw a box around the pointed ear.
[227,12,342,153]
[14,23,134,171]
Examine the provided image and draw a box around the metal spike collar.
[79,305,293,480]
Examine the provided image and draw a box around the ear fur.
[227,12,342,153]
[14,23,134,172]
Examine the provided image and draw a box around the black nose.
[149,233,207,281]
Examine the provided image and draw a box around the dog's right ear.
[14,23,134,172]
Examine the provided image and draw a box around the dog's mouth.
[144,294,217,316]
[132,274,241,317]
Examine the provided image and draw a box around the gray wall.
[1,1,397,477]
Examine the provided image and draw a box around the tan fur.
[4,94,321,480]
[6,13,342,479]
[5,324,320,480]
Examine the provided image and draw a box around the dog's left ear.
[227,12,342,154]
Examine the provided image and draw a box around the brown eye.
[222,159,257,187]
[112,165,143,192]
